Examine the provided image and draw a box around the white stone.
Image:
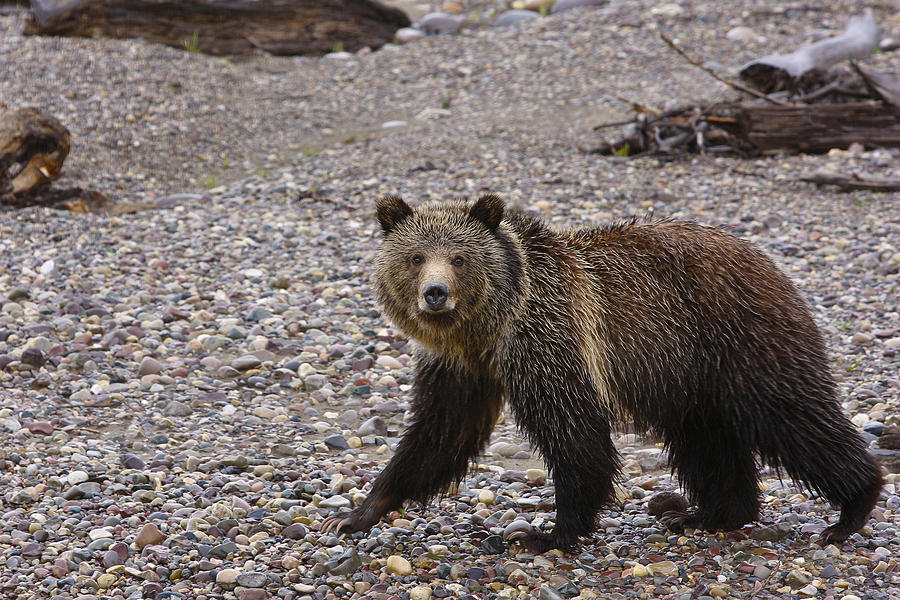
[89,527,113,541]
[395,27,425,44]
[67,470,89,485]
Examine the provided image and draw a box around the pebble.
[386,555,413,576]
[137,356,162,376]
[135,523,166,549]
[418,12,464,35]
[27,421,53,435]
[236,572,268,588]
[494,10,540,27]
[216,568,239,584]
[232,355,262,370]
[551,0,606,13]
[395,27,425,44]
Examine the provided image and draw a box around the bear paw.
[820,523,854,546]
[320,507,381,535]
[657,509,703,533]
[506,530,558,553]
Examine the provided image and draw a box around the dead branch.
[658,32,789,105]
[799,171,900,192]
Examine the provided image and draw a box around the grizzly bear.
[321,193,883,552]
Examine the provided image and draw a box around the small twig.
[658,32,790,106]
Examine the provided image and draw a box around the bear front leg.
[321,356,503,535]
[505,354,621,552]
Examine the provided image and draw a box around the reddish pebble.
[52,558,70,577]
[238,589,268,600]
[28,421,54,435]
[135,523,166,549]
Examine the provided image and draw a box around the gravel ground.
[1,1,900,600]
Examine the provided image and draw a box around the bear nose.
[423,283,450,310]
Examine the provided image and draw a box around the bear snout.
[422,282,450,311]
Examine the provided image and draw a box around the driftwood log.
[739,10,881,93]
[1,107,110,212]
[0,107,69,196]
[799,171,900,193]
[737,101,900,153]
[24,0,410,56]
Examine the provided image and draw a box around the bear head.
[373,194,525,358]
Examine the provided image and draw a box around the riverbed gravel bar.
[1,1,899,599]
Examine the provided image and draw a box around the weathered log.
[0,107,70,196]
[735,101,900,153]
[24,0,410,56]
[739,11,881,93]
[591,100,900,157]
[799,171,900,192]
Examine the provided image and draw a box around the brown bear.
[321,193,883,552]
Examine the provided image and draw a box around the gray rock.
[319,495,351,509]
[20,348,45,368]
[551,0,606,13]
[481,534,505,554]
[539,585,565,600]
[210,541,238,558]
[121,454,146,470]
[202,335,228,352]
[282,523,307,539]
[325,550,362,575]
[232,355,262,370]
[493,10,540,27]
[163,400,192,417]
[138,356,162,376]
[357,415,387,437]
[419,12,464,35]
[323,434,348,450]
[304,374,327,390]
[236,572,268,588]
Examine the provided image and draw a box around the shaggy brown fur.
[321,193,884,552]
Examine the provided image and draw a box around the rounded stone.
[232,355,262,370]
[138,357,162,376]
[493,9,540,27]
[135,523,166,549]
[395,27,425,44]
[551,0,605,13]
[386,554,412,576]
[216,568,240,584]
[235,572,268,588]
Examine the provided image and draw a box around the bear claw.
[320,515,352,535]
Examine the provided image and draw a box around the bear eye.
[411,254,424,266]
[451,256,465,267]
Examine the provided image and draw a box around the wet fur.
[322,194,884,551]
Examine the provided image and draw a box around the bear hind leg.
[758,410,884,544]
[662,416,760,534]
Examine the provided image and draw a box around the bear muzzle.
[419,281,457,313]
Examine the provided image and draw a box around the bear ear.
[376,195,413,234]
[469,193,504,231]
